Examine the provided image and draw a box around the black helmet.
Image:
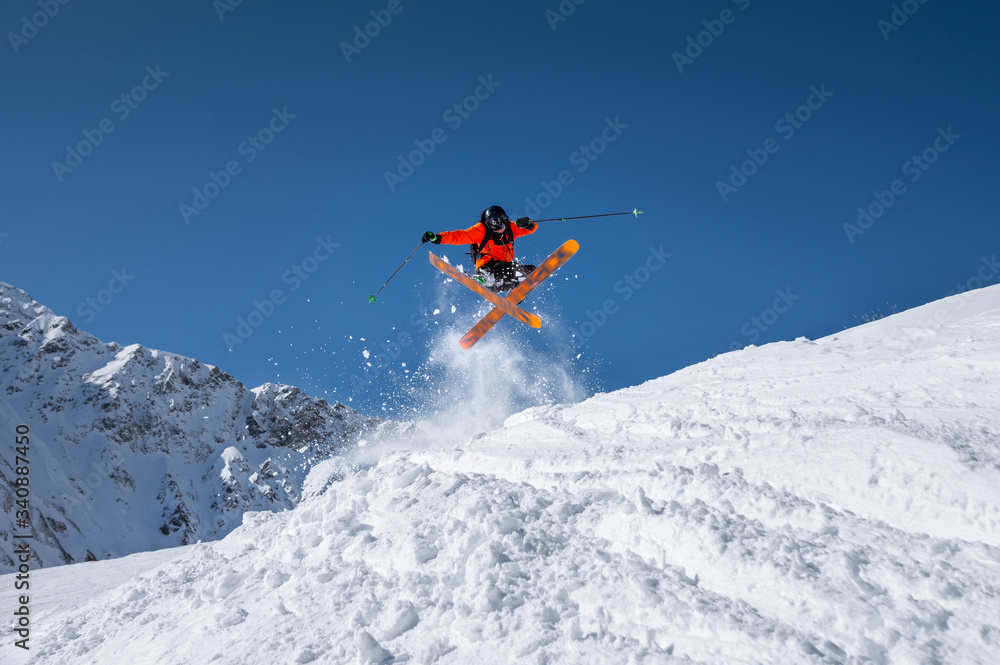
[482,205,508,232]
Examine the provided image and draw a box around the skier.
[422,205,538,292]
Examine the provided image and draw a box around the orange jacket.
[437,222,537,268]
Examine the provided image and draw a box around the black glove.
[515,217,533,229]
[422,231,441,244]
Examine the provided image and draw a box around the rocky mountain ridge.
[0,281,375,571]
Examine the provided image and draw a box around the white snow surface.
[4,285,1000,664]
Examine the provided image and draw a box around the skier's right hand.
[422,231,441,244]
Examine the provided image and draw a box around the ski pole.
[531,208,645,223]
[368,241,425,303]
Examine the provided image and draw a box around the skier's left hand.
[515,217,533,228]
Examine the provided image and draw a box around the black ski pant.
[477,260,536,293]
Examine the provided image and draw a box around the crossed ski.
[429,239,579,349]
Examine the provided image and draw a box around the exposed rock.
[0,282,376,571]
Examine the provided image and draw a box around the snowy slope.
[4,284,1000,664]
[0,282,383,572]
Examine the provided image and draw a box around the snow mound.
[5,284,1000,664]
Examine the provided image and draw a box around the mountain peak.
[0,282,374,571]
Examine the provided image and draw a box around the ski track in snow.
[4,287,1000,664]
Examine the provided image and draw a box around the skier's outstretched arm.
[422,223,485,246]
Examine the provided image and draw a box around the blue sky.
[2,0,998,416]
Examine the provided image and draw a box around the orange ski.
[429,252,541,328]
[459,239,579,349]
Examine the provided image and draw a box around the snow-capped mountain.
[5,283,999,665]
[0,282,378,572]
